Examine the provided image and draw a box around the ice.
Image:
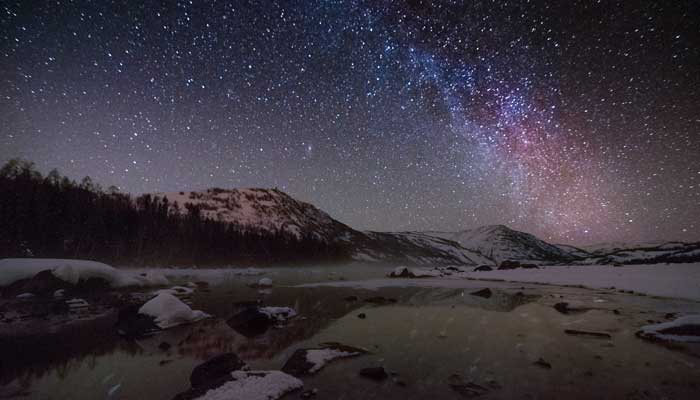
[194,370,302,400]
[138,293,209,329]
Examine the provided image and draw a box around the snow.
[258,306,297,321]
[305,348,361,373]
[0,258,172,288]
[458,263,700,300]
[193,370,302,400]
[138,293,209,329]
[637,315,700,342]
[16,292,34,299]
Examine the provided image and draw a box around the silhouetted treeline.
[0,159,348,266]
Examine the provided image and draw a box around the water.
[1,264,699,399]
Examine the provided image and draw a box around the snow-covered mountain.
[576,241,700,265]
[157,188,349,240]
[155,188,489,266]
[425,225,578,264]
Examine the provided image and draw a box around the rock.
[344,295,359,302]
[159,341,171,351]
[190,353,247,389]
[473,265,493,272]
[300,389,318,398]
[357,313,366,319]
[364,296,397,305]
[521,263,539,269]
[533,357,552,369]
[447,374,489,398]
[74,277,110,295]
[498,260,521,270]
[359,367,388,381]
[553,302,590,315]
[389,266,413,278]
[227,306,275,337]
[564,329,612,339]
[4,269,72,298]
[282,343,367,377]
[115,304,160,338]
[470,288,492,299]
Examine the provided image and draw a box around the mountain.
[576,241,700,265]
[156,188,490,266]
[425,225,578,264]
[157,188,350,240]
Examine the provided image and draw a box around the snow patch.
[637,315,700,343]
[258,306,297,322]
[194,370,302,400]
[305,348,361,373]
[138,293,209,329]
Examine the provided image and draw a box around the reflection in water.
[2,267,700,400]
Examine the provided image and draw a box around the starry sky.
[1,0,699,245]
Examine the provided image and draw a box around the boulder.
[190,353,247,388]
[3,270,72,298]
[227,306,275,337]
[115,304,160,338]
[282,343,367,377]
[473,265,493,272]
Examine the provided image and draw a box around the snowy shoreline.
[298,263,700,301]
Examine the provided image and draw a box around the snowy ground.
[299,263,700,301]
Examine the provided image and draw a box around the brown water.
[1,265,699,399]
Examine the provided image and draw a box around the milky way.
[1,1,698,244]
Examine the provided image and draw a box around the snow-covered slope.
[426,225,577,264]
[156,188,350,240]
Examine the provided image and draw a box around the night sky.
[1,1,698,244]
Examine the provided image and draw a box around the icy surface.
[194,370,302,400]
[305,348,361,373]
[138,293,209,329]
[638,315,700,342]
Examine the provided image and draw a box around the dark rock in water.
[470,288,493,299]
[359,367,388,381]
[447,374,489,398]
[357,313,366,319]
[553,302,590,315]
[664,313,677,320]
[473,265,493,272]
[533,357,552,369]
[364,296,397,305]
[226,307,274,338]
[613,309,621,315]
[282,343,368,377]
[159,341,171,351]
[344,295,359,302]
[159,359,173,366]
[564,329,612,339]
[389,267,413,278]
[115,304,159,338]
[190,353,247,388]
[173,353,247,400]
[498,260,521,270]
[3,269,72,298]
